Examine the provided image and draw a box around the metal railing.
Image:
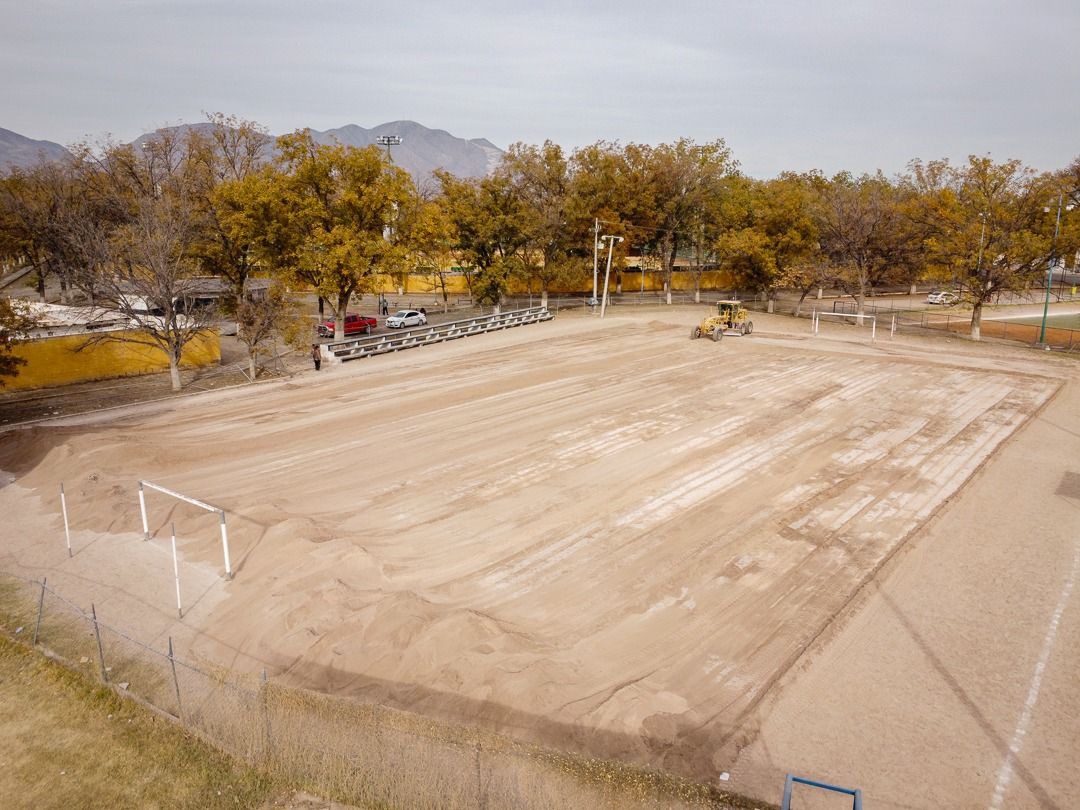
[323,306,554,363]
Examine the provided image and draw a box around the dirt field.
[2,306,1078,809]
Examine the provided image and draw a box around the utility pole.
[599,235,623,319]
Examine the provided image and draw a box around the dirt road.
[1,307,1077,808]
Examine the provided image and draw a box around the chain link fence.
[0,571,753,810]
[747,296,1080,352]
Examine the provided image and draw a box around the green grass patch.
[0,634,284,810]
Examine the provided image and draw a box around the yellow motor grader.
[690,300,754,341]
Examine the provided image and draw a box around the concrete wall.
[6,329,221,392]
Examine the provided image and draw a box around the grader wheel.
[690,326,701,340]
[711,327,723,342]
[745,321,754,335]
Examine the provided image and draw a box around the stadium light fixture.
[376,134,402,161]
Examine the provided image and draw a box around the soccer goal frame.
[138,480,232,579]
[781,774,862,809]
[812,309,878,341]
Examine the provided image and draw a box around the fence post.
[60,484,72,557]
[171,524,182,617]
[261,669,274,760]
[476,740,484,810]
[33,577,46,645]
[91,603,108,683]
[168,637,183,721]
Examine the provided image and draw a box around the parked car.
[385,309,428,328]
[317,313,377,338]
[926,290,959,305]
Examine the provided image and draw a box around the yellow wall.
[7,329,220,392]
[377,268,739,297]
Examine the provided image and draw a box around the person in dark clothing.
[311,344,322,371]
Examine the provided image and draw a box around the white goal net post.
[138,480,232,579]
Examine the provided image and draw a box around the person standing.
[311,344,322,371]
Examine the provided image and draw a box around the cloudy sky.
[2,0,1077,178]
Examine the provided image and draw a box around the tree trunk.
[795,289,810,318]
[970,300,983,341]
[168,357,182,391]
[334,293,350,341]
[540,289,548,309]
[248,352,257,381]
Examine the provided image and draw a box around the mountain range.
[0,120,503,179]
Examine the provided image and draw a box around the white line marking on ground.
[988,535,1080,809]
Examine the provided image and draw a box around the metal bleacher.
[322,305,553,363]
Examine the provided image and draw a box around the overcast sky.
[2,0,1077,178]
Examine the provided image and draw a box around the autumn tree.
[0,159,82,302]
[437,169,529,309]
[566,142,634,299]
[219,132,413,339]
[0,296,36,385]
[44,133,223,390]
[234,280,303,380]
[907,156,1056,339]
[624,139,736,304]
[407,195,457,311]
[502,141,589,306]
[811,171,912,317]
[187,114,272,313]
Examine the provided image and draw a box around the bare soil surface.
[2,306,1078,809]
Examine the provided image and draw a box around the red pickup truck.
[317,313,378,338]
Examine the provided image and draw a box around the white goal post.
[138,480,232,579]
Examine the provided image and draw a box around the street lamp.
[376,135,402,161]
[599,235,623,319]
[1039,194,1075,345]
[590,218,601,306]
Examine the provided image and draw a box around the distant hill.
[2,120,502,180]
[311,120,503,179]
[132,119,502,180]
[0,128,71,172]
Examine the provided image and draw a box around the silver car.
[385,309,428,328]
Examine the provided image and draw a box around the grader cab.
[690,300,754,341]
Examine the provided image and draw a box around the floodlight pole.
[376,134,402,162]
[1039,194,1071,345]
[599,235,623,319]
